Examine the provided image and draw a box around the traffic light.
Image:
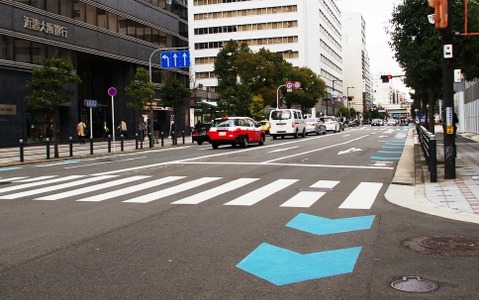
[347,96,354,101]
[380,74,393,83]
[428,0,448,29]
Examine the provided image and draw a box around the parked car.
[319,116,340,132]
[269,108,306,139]
[371,119,382,126]
[208,117,265,149]
[192,122,212,145]
[305,118,327,135]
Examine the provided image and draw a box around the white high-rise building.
[188,0,343,102]
[340,10,372,115]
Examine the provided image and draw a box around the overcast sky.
[338,0,409,94]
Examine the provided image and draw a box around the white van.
[269,108,306,139]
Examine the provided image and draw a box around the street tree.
[158,78,191,130]
[389,0,479,132]
[25,57,81,156]
[125,67,155,137]
[283,67,325,113]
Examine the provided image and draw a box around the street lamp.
[276,84,285,108]
[332,79,338,115]
[347,86,355,121]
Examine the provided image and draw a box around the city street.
[0,126,478,299]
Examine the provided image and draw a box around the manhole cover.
[391,276,439,293]
[299,187,332,192]
[418,237,479,251]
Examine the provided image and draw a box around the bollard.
[46,137,50,159]
[135,133,139,150]
[160,131,164,147]
[149,132,153,148]
[182,131,185,144]
[120,134,124,151]
[107,135,112,153]
[69,136,73,157]
[19,139,24,162]
[89,138,93,155]
[172,131,176,145]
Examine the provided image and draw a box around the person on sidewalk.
[117,119,127,138]
[76,119,86,144]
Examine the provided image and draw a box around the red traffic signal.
[380,74,393,83]
[347,96,354,101]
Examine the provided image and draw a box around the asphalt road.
[0,126,478,299]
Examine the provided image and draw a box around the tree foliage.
[25,57,82,142]
[389,0,479,131]
[159,78,191,119]
[125,67,155,111]
[214,39,325,116]
[26,57,82,109]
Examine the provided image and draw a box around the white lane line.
[338,182,383,209]
[263,135,369,163]
[177,161,393,170]
[280,180,339,207]
[224,179,298,206]
[35,176,149,201]
[123,177,222,203]
[1,175,117,200]
[76,176,185,202]
[268,147,299,153]
[172,178,259,205]
[0,175,84,194]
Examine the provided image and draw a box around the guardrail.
[416,125,437,182]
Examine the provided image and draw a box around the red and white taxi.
[208,117,265,149]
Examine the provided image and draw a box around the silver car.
[320,116,341,132]
[305,118,327,135]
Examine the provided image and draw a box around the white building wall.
[188,0,343,104]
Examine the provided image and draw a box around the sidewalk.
[0,137,190,167]
[386,125,479,224]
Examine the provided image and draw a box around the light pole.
[332,79,338,115]
[347,86,355,121]
[276,84,285,108]
[147,46,189,138]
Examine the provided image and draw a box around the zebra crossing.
[0,175,383,209]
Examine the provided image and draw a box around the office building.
[0,0,188,146]
[188,0,344,112]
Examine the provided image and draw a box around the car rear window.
[270,110,292,120]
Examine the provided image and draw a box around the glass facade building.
[0,0,189,146]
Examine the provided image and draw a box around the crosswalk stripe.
[338,182,383,209]
[224,179,298,206]
[0,175,84,194]
[0,177,28,183]
[1,175,117,200]
[172,178,259,205]
[34,176,148,201]
[280,180,340,207]
[123,177,222,203]
[76,176,185,202]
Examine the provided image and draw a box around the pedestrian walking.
[103,121,110,140]
[117,119,127,138]
[76,119,86,144]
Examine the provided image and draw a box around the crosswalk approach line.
[76,176,185,202]
[338,182,383,209]
[224,179,298,206]
[34,176,148,201]
[0,175,84,195]
[123,177,222,203]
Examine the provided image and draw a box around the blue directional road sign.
[160,51,190,68]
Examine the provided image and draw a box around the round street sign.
[294,81,302,89]
[108,87,117,97]
[286,81,293,89]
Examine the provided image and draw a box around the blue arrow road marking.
[286,213,375,235]
[236,243,362,285]
[377,150,403,154]
[370,156,400,161]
